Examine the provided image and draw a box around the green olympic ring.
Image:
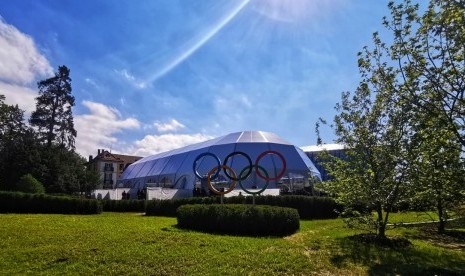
[238,165,270,195]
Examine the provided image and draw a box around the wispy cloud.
[154,119,186,132]
[0,18,52,85]
[144,0,251,83]
[74,101,140,157]
[114,69,148,89]
[84,77,101,89]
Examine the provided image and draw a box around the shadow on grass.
[330,234,465,275]
[403,224,465,251]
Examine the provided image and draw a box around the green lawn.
[0,212,463,275]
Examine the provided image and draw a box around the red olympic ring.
[255,150,287,181]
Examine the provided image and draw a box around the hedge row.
[101,199,146,212]
[146,195,340,219]
[0,191,102,214]
[177,204,300,236]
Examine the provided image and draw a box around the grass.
[0,212,464,275]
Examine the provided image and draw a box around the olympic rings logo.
[192,151,287,195]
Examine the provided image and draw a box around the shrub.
[101,199,146,212]
[0,191,102,214]
[146,197,218,216]
[15,174,45,194]
[177,204,299,236]
[146,195,340,220]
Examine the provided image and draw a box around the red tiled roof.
[91,150,143,163]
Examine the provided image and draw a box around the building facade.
[87,149,143,189]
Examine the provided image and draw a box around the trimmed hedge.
[146,197,217,216]
[146,195,340,219]
[0,191,102,214]
[101,199,146,212]
[177,204,300,236]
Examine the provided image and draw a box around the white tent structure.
[118,131,321,197]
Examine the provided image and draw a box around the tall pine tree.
[30,65,76,150]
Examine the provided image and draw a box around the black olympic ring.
[223,151,253,181]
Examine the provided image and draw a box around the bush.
[146,197,219,216]
[146,195,340,219]
[101,199,146,212]
[177,204,299,236]
[0,191,102,214]
[15,174,45,194]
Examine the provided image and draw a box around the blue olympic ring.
[193,152,221,180]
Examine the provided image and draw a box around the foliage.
[146,197,218,216]
[318,0,465,237]
[377,0,465,232]
[385,0,465,148]
[319,42,412,238]
[0,95,43,191]
[0,66,94,195]
[146,195,340,219]
[0,213,464,275]
[408,104,465,232]
[36,145,98,195]
[0,191,102,214]
[101,199,146,212]
[30,65,76,149]
[15,174,45,194]
[177,204,300,236]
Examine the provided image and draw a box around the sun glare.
[252,0,342,23]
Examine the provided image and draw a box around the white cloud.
[131,133,213,156]
[114,69,148,89]
[75,101,141,157]
[0,18,52,84]
[0,82,37,114]
[0,18,52,115]
[154,119,186,132]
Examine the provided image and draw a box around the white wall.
[146,188,192,200]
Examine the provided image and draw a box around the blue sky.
[0,0,391,157]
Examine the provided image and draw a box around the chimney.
[98,149,101,155]
[89,155,93,162]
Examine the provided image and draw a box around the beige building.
[87,149,143,189]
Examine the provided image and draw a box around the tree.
[320,47,413,238]
[0,95,43,191]
[79,168,100,197]
[368,0,465,233]
[386,0,465,149]
[16,174,45,194]
[38,147,97,195]
[320,0,465,236]
[408,103,464,233]
[30,65,76,150]
[0,95,25,139]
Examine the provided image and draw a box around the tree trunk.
[437,196,445,234]
[47,96,59,148]
[376,203,386,238]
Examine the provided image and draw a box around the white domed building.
[118,131,321,199]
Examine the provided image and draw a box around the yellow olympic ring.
[207,165,237,195]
